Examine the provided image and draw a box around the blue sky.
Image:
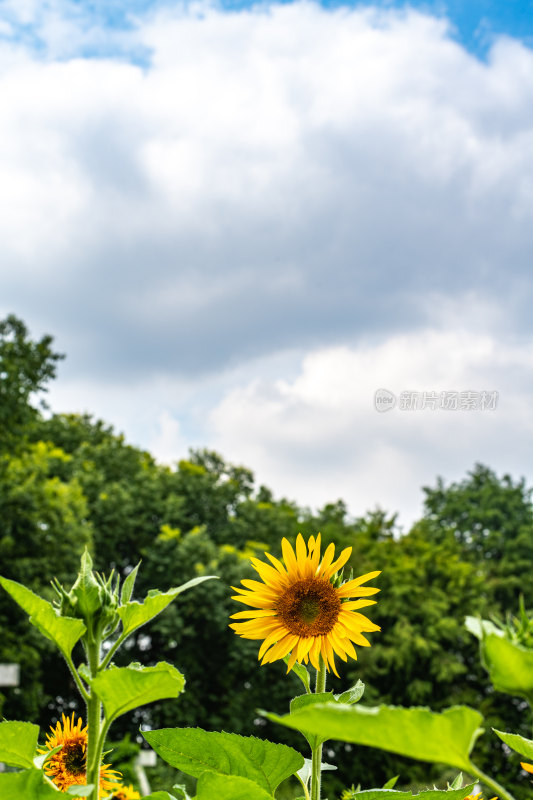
[1,0,533,526]
[2,0,533,58]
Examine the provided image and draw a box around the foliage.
[0,551,214,800]
[0,314,63,453]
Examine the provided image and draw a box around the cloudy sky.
[1,0,533,529]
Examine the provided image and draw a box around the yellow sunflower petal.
[281,538,299,578]
[322,546,353,580]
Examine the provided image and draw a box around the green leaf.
[118,577,217,638]
[289,693,335,748]
[0,768,61,799]
[493,729,533,761]
[172,785,192,800]
[334,680,365,705]
[383,777,399,789]
[121,562,141,605]
[195,772,274,800]
[66,784,94,796]
[297,757,336,789]
[288,688,364,747]
[261,704,484,772]
[143,727,304,794]
[283,655,311,694]
[34,745,63,770]
[141,794,178,800]
[0,577,86,660]
[0,720,40,768]
[449,774,463,790]
[91,662,185,722]
[466,618,533,699]
[345,788,475,800]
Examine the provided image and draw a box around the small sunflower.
[109,785,141,800]
[464,794,497,800]
[521,762,533,775]
[39,712,121,798]
[230,533,380,676]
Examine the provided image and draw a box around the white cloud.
[2,2,533,522]
[209,325,533,527]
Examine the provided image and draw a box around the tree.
[422,463,533,610]
[0,314,63,452]
[0,442,91,723]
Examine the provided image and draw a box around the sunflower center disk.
[63,741,86,776]
[276,577,341,637]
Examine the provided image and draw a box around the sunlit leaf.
[34,746,62,770]
[493,729,533,760]
[141,793,178,800]
[0,767,61,799]
[466,617,533,699]
[335,680,365,705]
[0,577,85,659]
[118,577,217,638]
[0,720,40,769]
[120,562,141,605]
[345,787,475,800]
[261,704,484,772]
[91,662,184,722]
[143,727,303,794]
[66,784,93,796]
[383,777,399,789]
[297,757,336,788]
[449,774,463,790]
[195,772,274,800]
[171,785,192,800]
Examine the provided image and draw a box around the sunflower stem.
[86,632,103,800]
[311,656,327,800]
[468,760,517,800]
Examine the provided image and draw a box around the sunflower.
[521,762,533,775]
[464,793,497,800]
[39,712,121,798]
[109,785,141,800]
[230,533,380,676]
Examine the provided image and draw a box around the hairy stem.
[86,634,103,800]
[311,656,327,800]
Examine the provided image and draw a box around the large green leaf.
[118,577,217,639]
[261,704,484,772]
[345,787,475,800]
[0,720,40,768]
[466,618,533,699]
[195,772,274,800]
[0,577,85,659]
[493,729,533,761]
[143,727,304,794]
[286,684,366,748]
[91,662,184,722]
[0,768,61,799]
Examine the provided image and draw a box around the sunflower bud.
[52,549,120,637]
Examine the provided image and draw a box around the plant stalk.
[86,631,103,800]
[469,761,517,800]
[311,656,327,800]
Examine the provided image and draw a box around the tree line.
[1,314,532,796]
